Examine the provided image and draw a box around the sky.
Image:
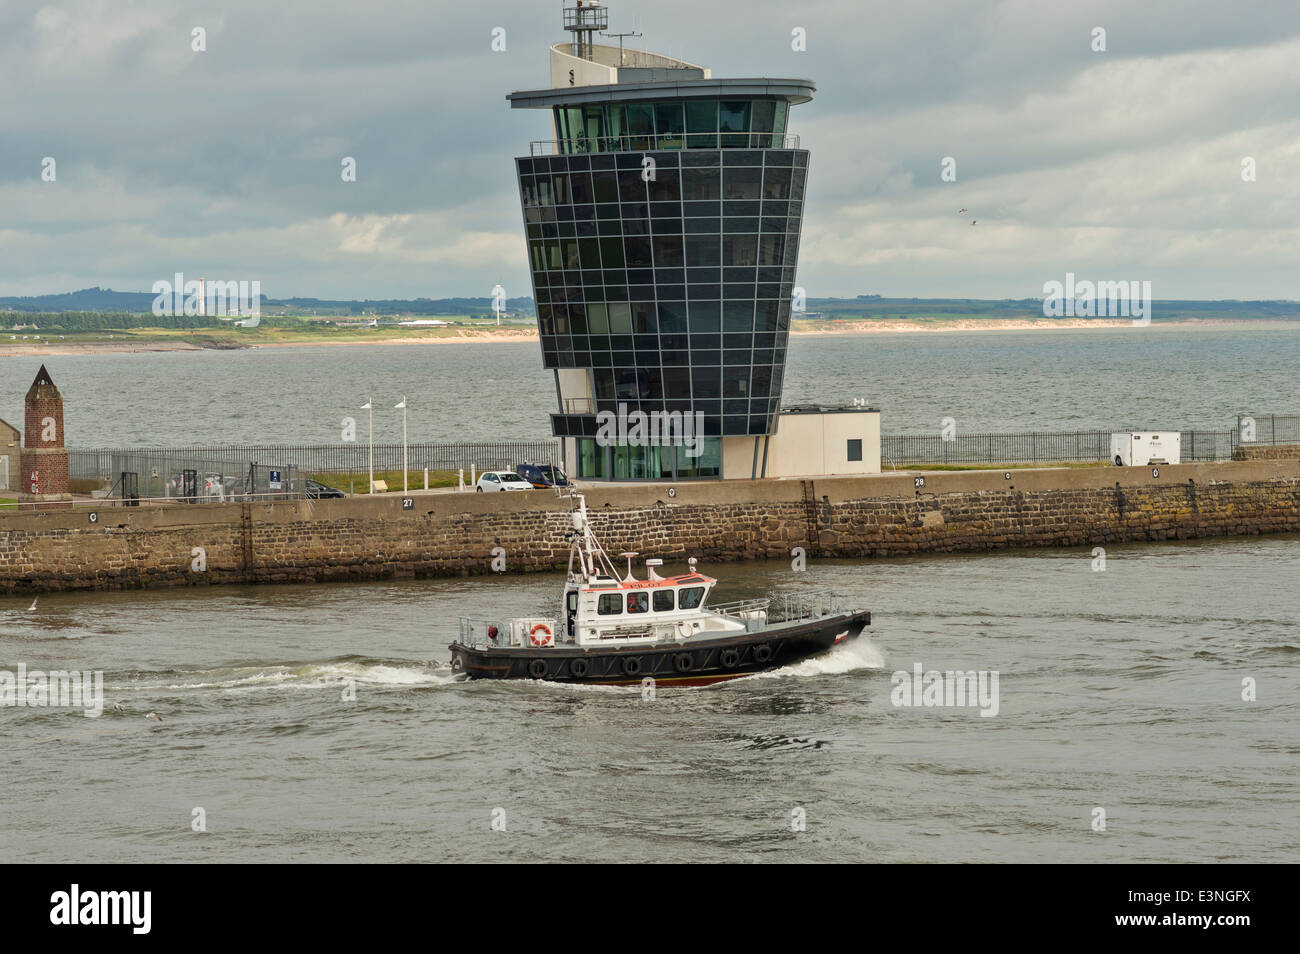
[1,0,1297,302]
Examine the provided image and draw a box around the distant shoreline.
[3,318,1298,357]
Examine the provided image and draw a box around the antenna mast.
[600,29,642,68]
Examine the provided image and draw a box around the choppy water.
[2,324,1298,444]
[3,537,1296,863]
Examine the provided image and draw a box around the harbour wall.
[2,460,1299,594]
[1232,443,1300,461]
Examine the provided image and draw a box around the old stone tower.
[20,365,71,508]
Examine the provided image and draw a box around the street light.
[394,397,408,492]
[361,398,374,493]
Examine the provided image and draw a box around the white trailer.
[1110,432,1181,466]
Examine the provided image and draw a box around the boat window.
[598,593,623,615]
[678,586,705,609]
[567,592,578,611]
[653,589,675,612]
[627,592,649,613]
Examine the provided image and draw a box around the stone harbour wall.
[2,460,1299,594]
[1231,443,1300,461]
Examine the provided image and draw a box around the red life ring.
[529,623,554,647]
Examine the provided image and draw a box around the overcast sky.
[2,0,1297,301]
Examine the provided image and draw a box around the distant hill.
[0,287,537,317]
[3,288,1298,322]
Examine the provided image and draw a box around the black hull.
[449,611,870,686]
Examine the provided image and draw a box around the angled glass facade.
[520,146,807,441]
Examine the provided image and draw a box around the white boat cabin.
[470,494,768,650]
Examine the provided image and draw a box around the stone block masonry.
[2,460,1299,594]
[1232,443,1300,461]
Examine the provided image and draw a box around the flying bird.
[27,597,38,612]
[958,208,968,213]
[145,712,163,723]
[970,220,977,226]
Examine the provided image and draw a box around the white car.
[475,471,534,492]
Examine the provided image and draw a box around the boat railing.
[456,616,570,649]
[710,598,771,618]
[767,592,846,623]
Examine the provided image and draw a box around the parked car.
[516,462,568,488]
[305,479,345,499]
[475,471,534,492]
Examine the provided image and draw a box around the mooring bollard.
[424,468,429,490]
[458,469,464,492]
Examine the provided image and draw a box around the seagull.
[27,597,37,612]
[112,702,126,712]
[145,712,163,723]
[970,220,977,226]
[958,208,968,213]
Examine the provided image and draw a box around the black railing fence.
[1235,415,1300,446]
[61,417,1298,487]
[68,441,562,486]
[881,429,1237,466]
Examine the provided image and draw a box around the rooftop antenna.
[601,28,642,68]
[564,1,608,62]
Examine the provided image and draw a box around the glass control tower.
[510,1,814,480]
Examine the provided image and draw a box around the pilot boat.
[449,493,870,686]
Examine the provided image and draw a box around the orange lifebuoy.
[529,623,554,647]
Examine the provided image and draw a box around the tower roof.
[25,365,59,401]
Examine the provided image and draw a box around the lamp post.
[361,398,374,493]
[395,397,408,492]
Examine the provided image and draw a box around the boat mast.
[569,492,619,581]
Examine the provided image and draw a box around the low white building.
[558,404,882,481]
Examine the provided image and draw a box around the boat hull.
[449,611,870,686]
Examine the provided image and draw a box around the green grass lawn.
[310,469,461,494]
[8,315,540,349]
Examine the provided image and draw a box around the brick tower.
[20,365,71,509]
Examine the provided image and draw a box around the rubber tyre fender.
[528,659,548,679]
[753,644,774,664]
[673,653,694,673]
[621,656,642,676]
[570,657,590,679]
[719,648,740,669]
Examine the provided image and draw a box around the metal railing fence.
[881,430,1236,466]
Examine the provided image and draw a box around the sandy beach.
[1,318,1290,357]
